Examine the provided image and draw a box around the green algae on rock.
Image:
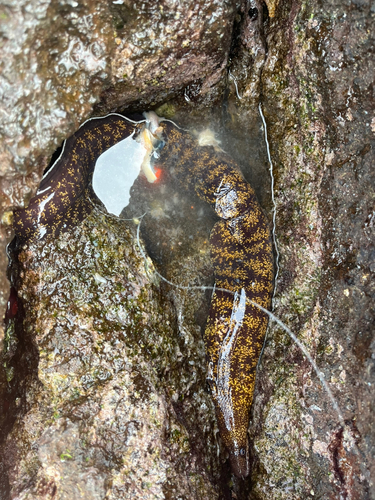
[245,0,375,498]
[3,208,222,499]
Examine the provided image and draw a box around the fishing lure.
[12,112,274,478]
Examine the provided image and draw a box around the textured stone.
[1,209,222,498]
[0,0,374,498]
[0,0,237,342]
[245,1,375,498]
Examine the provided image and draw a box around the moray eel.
[13,114,161,241]
[12,112,274,478]
[156,120,274,478]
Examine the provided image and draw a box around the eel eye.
[240,448,246,456]
[151,139,165,161]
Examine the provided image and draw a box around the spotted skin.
[158,122,274,478]
[12,115,274,478]
[13,115,141,242]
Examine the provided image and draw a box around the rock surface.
[244,0,375,499]
[0,0,374,498]
[1,208,224,499]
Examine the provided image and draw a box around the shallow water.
[120,103,273,277]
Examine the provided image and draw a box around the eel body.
[12,113,274,478]
[13,114,144,241]
[157,122,274,478]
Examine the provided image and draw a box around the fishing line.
[135,215,348,434]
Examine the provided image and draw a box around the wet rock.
[0,0,237,342]
[101,0,237,112]
[1,209,223,498]
[243,0,375,499]
[227,0,266,106]
[1,0,374,497]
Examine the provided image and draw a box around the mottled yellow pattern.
[159,122,274,477]
[13,115,274,478]
[13,115,140,241]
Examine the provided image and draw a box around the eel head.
[212,392,251,479]
[207,359,251,479]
